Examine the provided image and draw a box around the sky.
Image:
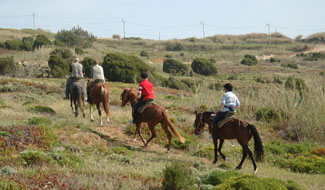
[0,0,325,40]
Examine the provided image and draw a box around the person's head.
[94,60,98,65]
[74,58,79,63]
[140,72,148,80]
[224,83,233,92]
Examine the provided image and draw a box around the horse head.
[194,111,206,135]
[194,111,215,135]
[120,89,130,107]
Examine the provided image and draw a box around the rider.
[87,60,105,103]
[132,72,154,123]
[65,58,85,99]
[212,83,240,127]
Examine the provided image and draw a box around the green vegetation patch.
[241,54,258,66]
[28,105,56,114]
[163,58,188,76]
[0,125,58,154]
[162,161,196,190]
[255,107,288,123]
[191,58,217,76]
[28,117,52,125]
[282,63,299,69]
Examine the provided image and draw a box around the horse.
[194,111,264,174]
[120,89,185,150]
[87,79,110,126]
[70,79,85,118]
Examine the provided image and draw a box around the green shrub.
[241,54,258,66]
[274,155,325,174]
[162,161,195,190]
[75,47,84,55]
[0,179,22,190]
[49,152,83,167]
[255,107,286,123]
[81,57,96,77]
[166,42,184,51]
[163,59,188,76]
[0,166,17,176]
[110,146,133,157]
[5,40,24,51]
[55,26,96,48]
[107,153,135,165]
[0,56,21,76]
[163,77,189,90]
[28,105,56,114]
[213,175,302,190]
[282,63,298,69]
[191,58,217,76]
[285,77,306,91]
[48,48,73,78]
[202,170,242,186]
[140,50,149,57]
[102,52,162,84]
[303,52,325,61]
[270,57,280,62]
[19,150,52,165]
[193,145,214,160]
[33,34,51,49]
[28,117,51,125]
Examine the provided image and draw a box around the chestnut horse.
[120,89,185,150]
[70,80,85,118]
[87,80,110,126]
[194,111,264,174]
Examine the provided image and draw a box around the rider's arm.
[89,67,93,78]
[137,85,143,99]
[215,103,223,114]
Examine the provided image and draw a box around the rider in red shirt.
[133,72,154,123]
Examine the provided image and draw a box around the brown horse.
[120,89,185,150]
[70,80,85,118]
[194,111,264,174]
[87,79,110,126]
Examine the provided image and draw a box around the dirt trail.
[303,44,325,54]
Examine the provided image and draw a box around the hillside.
[1,28,325,189]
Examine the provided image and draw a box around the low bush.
[274,155,325,174]
[28,105,56,114]
[285,77,306,92]
[202,170,242,186]
[162,161,195,190]
[191,58,217,76]
[270,57,280,62]
[255,107,287,123]
[163,59,188,76]
[0,179,22,190]
[162,77,189,90]
[282,63,298,69]
[48,48,73,78]
[102,52,163,84]
[107,153,135,165]
[193,145,214,160]
[140,50,149,57]
[241,54,258,66]
[165,42,184,51]
[302,52,325,61]
[28,117,51,125]
[110,146,133,157]
[0,56,22,76]
[19,150,52,166]
[33,34,51,49]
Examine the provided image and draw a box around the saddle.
[217,111,236,128]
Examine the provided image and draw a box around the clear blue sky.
[1,0,325,40]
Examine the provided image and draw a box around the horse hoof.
[106,121,110,125]
[83,114,85,118]
[132,138,137,142]
[90,119,94,122]
[253,168,258,174]
[212,160,217,164]
[235,166,242,170]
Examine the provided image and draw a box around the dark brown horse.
[70,80,85,118]
[87,79,110,126]
[194,111,264,173]
[120,89,185,150]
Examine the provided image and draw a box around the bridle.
[195,113,206,134]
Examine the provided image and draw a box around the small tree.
[191,58,217,76]
[75,47,84,55]
[55,26,96,48]
[48,48,73,78]
[163,59,188,76]
[33,35,51,49]
[241,54,258,66]
[0,56,21,76]
[81,57,96,77]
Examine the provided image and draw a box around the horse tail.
[162,110,185,143]
[101,85,110,117]
[248,124,264,161]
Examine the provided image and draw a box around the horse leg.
[96,103,102,126]
[218,139,226,161]
[135,122,146,145]
[103,99,110,125]
[161,120,172,151]
[235,145,248,170]
[90,104,94,122]
[145,123,156,148]
[212,134,219,164]
[74,99,78,117]
[246,146,258,174]
[70,96,74,113]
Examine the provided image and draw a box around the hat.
[74,58,79,62]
